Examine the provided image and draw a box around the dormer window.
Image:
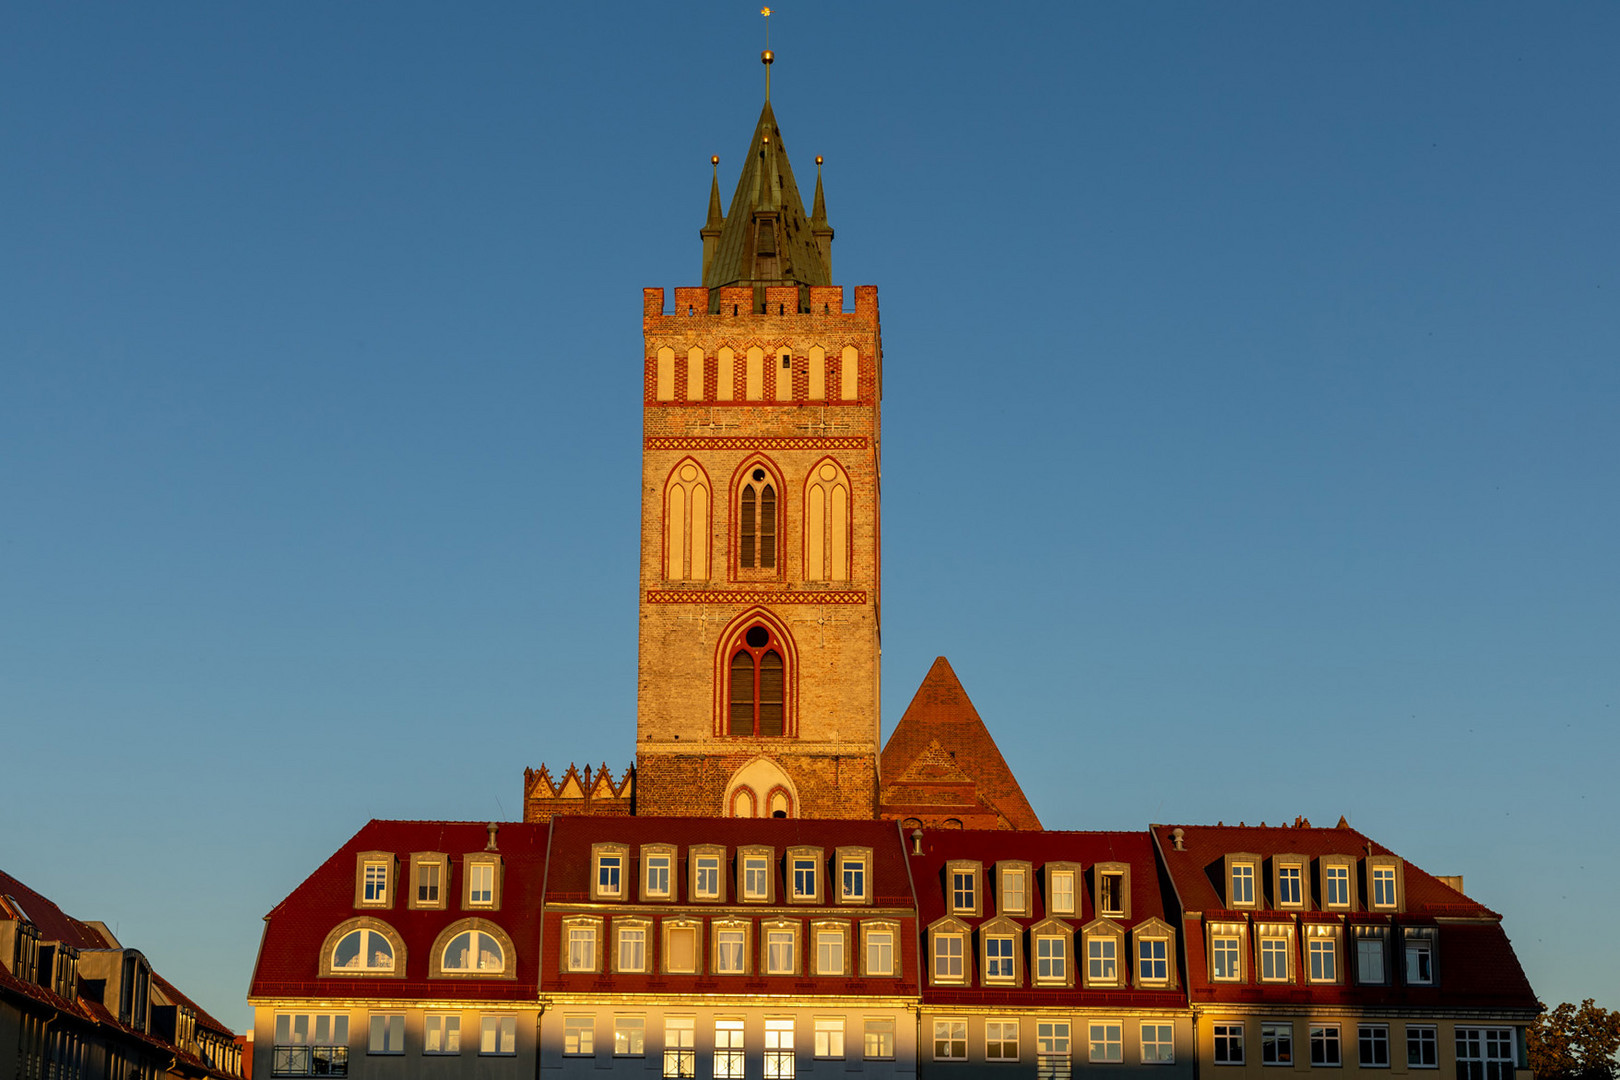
[836,847,871,904]
[1321,858,1355,909]
[409,853,447,910]
[690,846,725,902]
[1047,865,1079,917]
[1403,928,1436,985]
[788,847,822,902]
[1276,862,1304,908]
[1095,863,1130,918]
[996,861,1032,917]
[739,847,774,902]
[1355,927,1388,984]
[1225,856,1258,908]
[946,861,982,917]
[1367,858,1403,910]
[591,844,629,901]
[353,852,395,909]
[642,845,677,901]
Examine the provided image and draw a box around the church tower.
[632,76,882,819]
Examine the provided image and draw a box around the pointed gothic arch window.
[664,460,711,580]
[804,459,851,581]
[727,623,787,736]
[738,469,777,570]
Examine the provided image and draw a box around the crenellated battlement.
[643,285,881,406]
[522,762,634,822]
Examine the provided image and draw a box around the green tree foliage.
[1529,1001,1620,1080]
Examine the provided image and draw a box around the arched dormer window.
[319,917,406,978]
[441,930,504,973]
[804,459,851,581]
[738,468,778,570]
[729,625,785,736]
[664,460,711,580]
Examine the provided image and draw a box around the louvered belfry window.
[728,625,785,736]
[739,471,777,569]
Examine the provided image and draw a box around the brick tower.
[632,82,882,819]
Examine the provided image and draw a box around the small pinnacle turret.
[811,154,833,279]
[700,155,724,281]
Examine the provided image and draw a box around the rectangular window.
[1456,1029,1516,1080]
[424,1015,460,1055]
[816,928,844,976]
[716,929,746,974]
[1325,865,1350,907]
[615,1017,645,1057]
[1405,938,1434,984]
[744,857,770,900]
[1359,1026,1389,1068]
[479,1016,515,1056]
[951,870,976,913]
[714,1020,745,1079]
[1357,937,1386,983]
[1039,1021,1073,1080]
[618,927,646,972]
[1212,935,1241,980]
[1309,938,1337,982]
[934,1020,967,1061]
[568,927,597,972]
[1038,936,1068,982]
[468,863,494,906]
[564,1017,594,1056]
[1086,937,1114,982]
[1141,1023,1175,1064]
[1262,1024,1293,1065]
[764,1018,794,1080]
[416,863,441,905]
[1278,866,1302,906]
[933,934,964,981]
[1139,938,1169,982]
[1214,1024,1245,1065]
[814,1018,844,1059]
[767,930,796,974]
[866,929,894,976]
[1089,1022,1123,1063]
[1260,937,1290,981]
[1050,871,1076,915]
[1311,1026,1341,1066]
[1407,1026,1438,1068]
[1099,872,1125,916]
[841,860,866,901]
[666,926,697,973]
[986,936,1015,979]
[1231,864,1255,905]
[646,856,671,898]
[987,1020,1020,1062]
[598,856,622,898]
[1002,869,1027,914]
[695,856,720,899]
[1372,867,1397,909]
[271,1014,349,1079]
[663,1018,695,1079]
[368,1015,403,1055]
[363,863,388,905]
[793,858,818,899]
[864,1019,895,1060]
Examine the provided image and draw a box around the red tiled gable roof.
[250,820,549,1002]
[0,868,118,951]
[910,828,1184,1009]
[879,657,1042,830]
[1152,824,1536,1011]
[153,971,234,1039]
[543,815,919,997]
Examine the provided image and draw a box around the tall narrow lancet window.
[738,470,777,570]
[664,462,711,580]
[804,460,851,581]
[728,625,786,736]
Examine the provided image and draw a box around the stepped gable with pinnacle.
[878,657,1042,830]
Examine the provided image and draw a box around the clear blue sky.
[3,2,1616,1029]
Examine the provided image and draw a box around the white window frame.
[714,924,749,975]
[368,1014,404,1055]
[1211,927,1244,982]
[933,933,965,983]
[714,1019,745,1079]
[986,1020,1020,1062]
[1141,1023,1175,1064]
[616,924,647,973]
[1230,863,1256,907]
[424,1013,460,1055]
[1086,935,1116,984]
[563,1016,595,1056]
[862,923,895,977]
[362,862,389,907]
[1322,861,1353,909]
[764,1018,795,1080]
[1049,868,1077,916]
[1309,936,1337,983]
[592,845,626,901]
[1214,1023,1245,1065]
[690,847,725,902]
[1262,1023,1293,1066]
[836,848,871,904]
[934,1020,967,1061]
[644,853,673,900]
[742,851,772,902]
[614,1016,645,1057]
[1138,937,1169,983]
[1311,1025,1342,1066]
[1359,1025,1390,1068]
[986,935,1016,981]
[663,1017,695,1079]
[1259,934,1291,982]
[814,1018,845,1060]
[814,925,847,977]
[1277,863,1304,908]
[1407,1025,1438,1069]
[766,926,798,975]
[564,920,599,973]
[1356,931,1387,985]
[864,1019,895,1060]
[466,861,495,908]
[1088,1022,1123,1063]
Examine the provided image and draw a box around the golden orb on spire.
[711,155,720,166]
[761,49,774,65]
[815,155,823,165]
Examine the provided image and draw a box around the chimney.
[910,829,924,856]
[486,823,499,852]
[1170,828,1185,852]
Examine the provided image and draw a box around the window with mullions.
[934,1021,967,1061]
[987,1021,1019,1062]
[663,1018,695,1078]
[1407,1026,1438,1068]
[764,1019,795,1080]
[715,1020,745,1079]
[1141,1024,1174,1064]
[1277,864,1303,907]
[1323,863,1351,908]
[1039,1022,1073,1080]
[1311,1025,1342,1066]
[332,928,395,972]
[1138,938,1169,982]
[792,857,818,900]
[1089,1023,1123,1063]
[1456,1029,1516,1080]
[1262,1024,1293,1065]
[986,936,1016,980]
[1359,1025,1390,1067]
[729,626,785,736]
[739,471,777,569]
[1214,1024,1245,1065]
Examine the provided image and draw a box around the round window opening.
[745,626,770,648]
[752,468,767,482]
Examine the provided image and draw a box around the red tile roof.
[0,869,118,951]
[880,658,1043,831]
[1151,824,1536,1010]
[909,828,1184,1008]
[249,820,550,1002]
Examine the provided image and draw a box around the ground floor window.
[715,1020,745,1079]
[1142,1024,1175,1064]
[1311,1026,1342,1067]
[662,1018,695,1079]
[615,1017,644,1057]
[1408,1026,1438,1069]
[1038,1022,1072,1080]
[814,1019,844,1060]
[764,1019,795,1079]
[480,1017,515,1056]
[1214,1024,1245,1065]
[564,1017,594,1056]
[1263,1024,1293,1066]
[1456,1029,1516,1080]
[934,1020,967,1060]
[424,1015,460,1055]
[1360,1025,1390,1068]
[864,1020,895,1060]
[367,1016,403,1055]
[986,1021,1019,1062]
